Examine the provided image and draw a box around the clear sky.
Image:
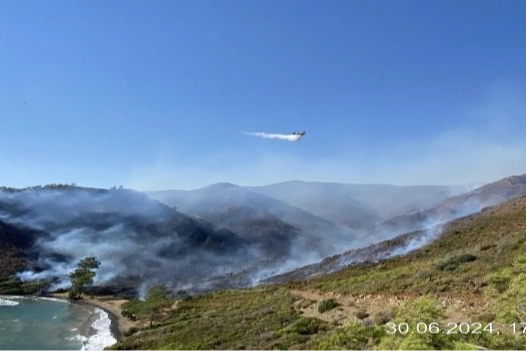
[1,0,526,190]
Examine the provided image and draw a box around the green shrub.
[318,298,339,313]
[452,341,484,350]
[397,295,444,322]
[488,276,511,294]
[271,342,287,350]
[493,260,526,323]
[436,254,477,271]
[472,312,496,323]
[354,310,369,319]
[372,310,393,325]
[317,320,385,350]
[123,327,139,336]
[280,317,327,335]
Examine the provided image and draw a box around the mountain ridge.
[147,184,357,259]
[263,173,526,283]
[248,181,471,225]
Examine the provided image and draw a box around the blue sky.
[1,0,526,190]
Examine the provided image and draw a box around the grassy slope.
[110,196,526,350]
[297,196,526,296]
[111,287,329,350]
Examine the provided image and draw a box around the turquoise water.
[0,296,96,350]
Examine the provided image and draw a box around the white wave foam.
[68,334,88,343]
[0,297,19,306]
[38,296,69,303]
[80,308,117,350]
[0,295,69,305]
[0,295,24,299]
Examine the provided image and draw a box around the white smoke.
[387,224,444,258]
[248,238,327,285]
[0,188,263,294]
[242,131,304,142]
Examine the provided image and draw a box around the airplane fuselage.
[291,131,306,141]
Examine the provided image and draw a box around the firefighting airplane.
[242,131,306,142]
[291,131,306,141]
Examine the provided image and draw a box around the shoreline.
[73,298,123,342]
[49,292,138,343]
[0,294,124,350]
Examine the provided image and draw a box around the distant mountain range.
[2,174,526,296]
[148,183,356,258]
[150,181,470,229]
[249,181,471,225]
[368,173,526,242]
[265,173,526,283]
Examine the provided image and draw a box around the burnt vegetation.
[109,196,526,350]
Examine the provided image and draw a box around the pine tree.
[68,256,101,299]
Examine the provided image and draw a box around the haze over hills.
[147,183,357,259]
[249,181,470,226]
[266,173,526,282]
[0,182,358,294]
[150,181,471,234]
[368,173,526,243]
[2,173,526,350]
[111,189,526,350]
[0,186,272,294]
[248,182,382,229]
[2,173,526,299]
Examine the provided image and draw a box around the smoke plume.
[0,187,269,294]
[0,186,355,295]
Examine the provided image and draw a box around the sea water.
[0,296,116,350]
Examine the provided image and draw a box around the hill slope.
[0,186,270,294]
[148,183,357,258]
[110,195,526,350]
[249,181,468,227]
[0,220,36,278]
[369,173,526,243]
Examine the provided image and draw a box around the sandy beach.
[50,292,138,341]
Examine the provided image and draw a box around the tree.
[121,284,173,327]
[68,256,101,299]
